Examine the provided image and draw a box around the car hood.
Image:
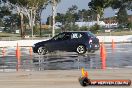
[34,39,52,46]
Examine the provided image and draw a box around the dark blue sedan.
[33,31,100,55]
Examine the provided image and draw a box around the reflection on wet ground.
[0,43,132,71]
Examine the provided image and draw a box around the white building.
[75,21,106,27]
[105,23,118,28]
[54,21,118,29]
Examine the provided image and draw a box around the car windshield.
[87,31,96,38]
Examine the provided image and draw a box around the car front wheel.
[37,46,47,55]
[76,45,86,54]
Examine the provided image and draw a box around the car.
[32,31,100,55]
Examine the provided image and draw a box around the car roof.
[63,31,90,33]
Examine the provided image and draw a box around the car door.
[46,33,66,51]
[65,32,84,51]
[60,33,72,51]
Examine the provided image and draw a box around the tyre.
[37,46,48,55]
[76,45,86,54]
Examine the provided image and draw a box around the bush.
[64,24,79,31]
[80,26,89,31]
[90,24,102,33]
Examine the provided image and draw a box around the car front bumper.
[32,45,38,53]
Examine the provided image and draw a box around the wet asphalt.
[0,43,132,71]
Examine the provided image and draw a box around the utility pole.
[130,15,132,32]
[52,0,56,37]
[39,9,42,37]
[31,8,33,38]
[97,14,100,25]
[20,12,24,38]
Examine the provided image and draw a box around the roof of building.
[75,21,105,27]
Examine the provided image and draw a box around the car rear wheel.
[76,45,86,54]
[37,46,47,55]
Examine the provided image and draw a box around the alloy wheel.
[38,47,47,55]
[76,45,86,54]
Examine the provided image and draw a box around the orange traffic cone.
[29,47,33,59]
[16,43,21,71]
[112,39,115,49]
[16,43,21,62]
[100,42,107,69]
[2,47,6,57]
[2,47,6,64]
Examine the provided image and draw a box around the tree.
[0,5,11,27]
[128,22,132,31]
[110,0,131,29]
[88,0,112,25]
[51,5,79,32]
[78,9,96,22]
[2,14,21,33]
[50,0,61,37]
[36,1,49,37]
[65,5,78,23]
[64,5,78,31]
[117,7,128,26]
[55,13,65,24]
[110,0,132,11]
[54,7,99,31]
[78,9,87,22]
[0,6,11,18]
[0,0,6,4]
[0,2,11,30]
[8,0,49,37]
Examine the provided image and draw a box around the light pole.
[114,10,118,30]
[30,8,33,38]
[19,12,24,38]
[97,14,100,25]
[130,15,132,32]
[52,0,56,37]
[87,16,90,30]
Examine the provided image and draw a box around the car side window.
[52,33,64,40]
[71,33,82,39]
[62,34,71,40]
[53,33,70,41]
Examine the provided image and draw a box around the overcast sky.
[41,0,132,23]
